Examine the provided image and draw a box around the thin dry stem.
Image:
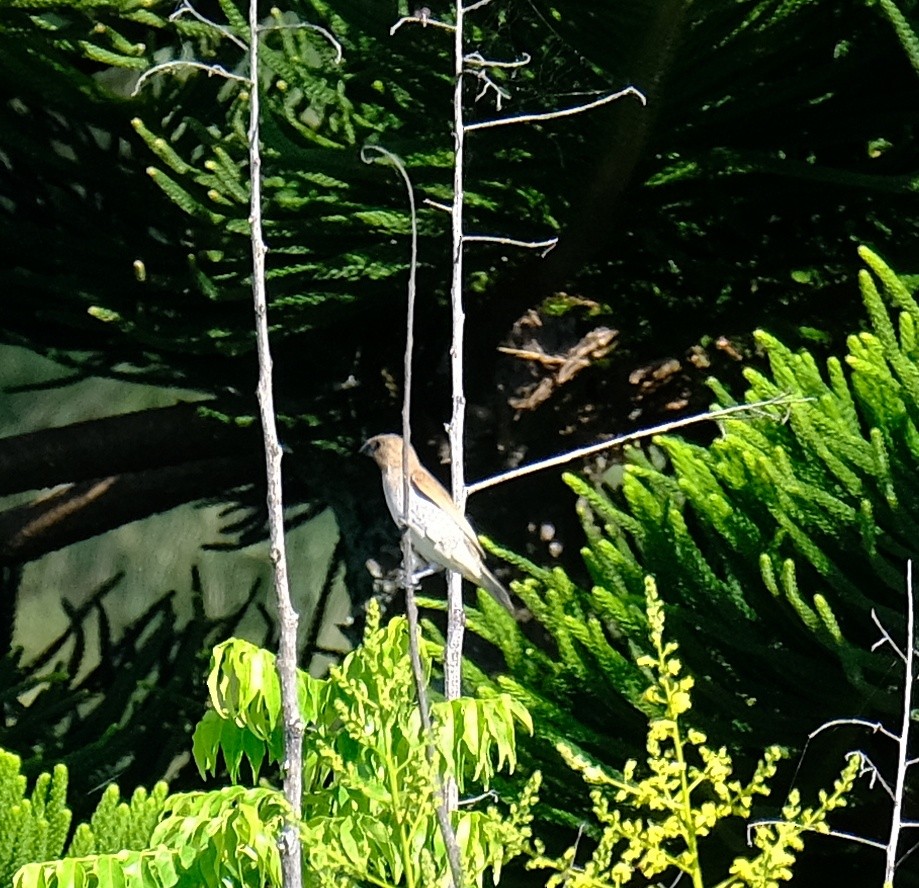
[361,144,463,887]
[443,0,468,848]
[872,607,906,661]
[464,50,531,68]
[809,717,897,744]
[800,561,918,885]
[472,70,510,109]
[390,13,456,35]
[463,234,558,253]
[465,85,646,131]
[133,61,249,96]
[745,820,887,852]
[445,0,468,715]
[466,395,809,496]
[259,21,343,62]
[170,0,247,48]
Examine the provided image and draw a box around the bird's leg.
[379,561,439,594]
[367,559,439,597]
[394,527,442,586]
[409,562,441,582]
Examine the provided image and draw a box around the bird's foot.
[366,558,441,595]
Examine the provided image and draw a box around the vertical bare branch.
[247,3,303,886]
[361,145,464,888]
[439,9,643,714]
[885,559,916,886]
[387,8,643,876]
[445,0,467,711]
[808,560,919,881]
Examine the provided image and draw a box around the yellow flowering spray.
[531,577,860,888]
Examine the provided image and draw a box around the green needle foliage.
[4,0,919,408]
[529,578,860,888]
[1,0,560,395]
[0,751,70,888]
[472,248,917,821]
[0,748,169,887]
[66,782,171,858]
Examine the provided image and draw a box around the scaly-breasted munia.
[360,433,515,615]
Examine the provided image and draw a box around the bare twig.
[462,234,558,253]
[466,394,809,496]
[465,85,646,131]
[358,148,420,564]
[245,1,303,884]
[855,753,897,800]
[133,60,250,96]
[872,607,907,661]
[795,561,918,885]
[458,789,499,806]
[424,198,453,213]
[160,3,345,66]
[398,4,644,865]
[745,820,887,852]
[136,5,344,885]
[809,717,898,744]
[361,144,463,888]
[390,13,456,35]
[445,0,468,719]
[170,0,247,49]
[258,21,343,62]
[471,69,510,110]
[463,54,527,110]
[463,51,531,69]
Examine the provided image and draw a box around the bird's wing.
[410,465,485,555]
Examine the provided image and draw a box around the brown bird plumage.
[360,433,516,615]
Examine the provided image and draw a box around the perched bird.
[360,433,516,615]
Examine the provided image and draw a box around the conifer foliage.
[0,747,168,887]
[477,248,919,776]
[3,0,919,406]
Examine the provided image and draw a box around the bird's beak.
[359,440,372,456]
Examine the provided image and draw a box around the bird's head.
[359,433,405,469]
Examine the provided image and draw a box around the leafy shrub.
[16,602,537,888]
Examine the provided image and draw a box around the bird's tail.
[476,567,517,617]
